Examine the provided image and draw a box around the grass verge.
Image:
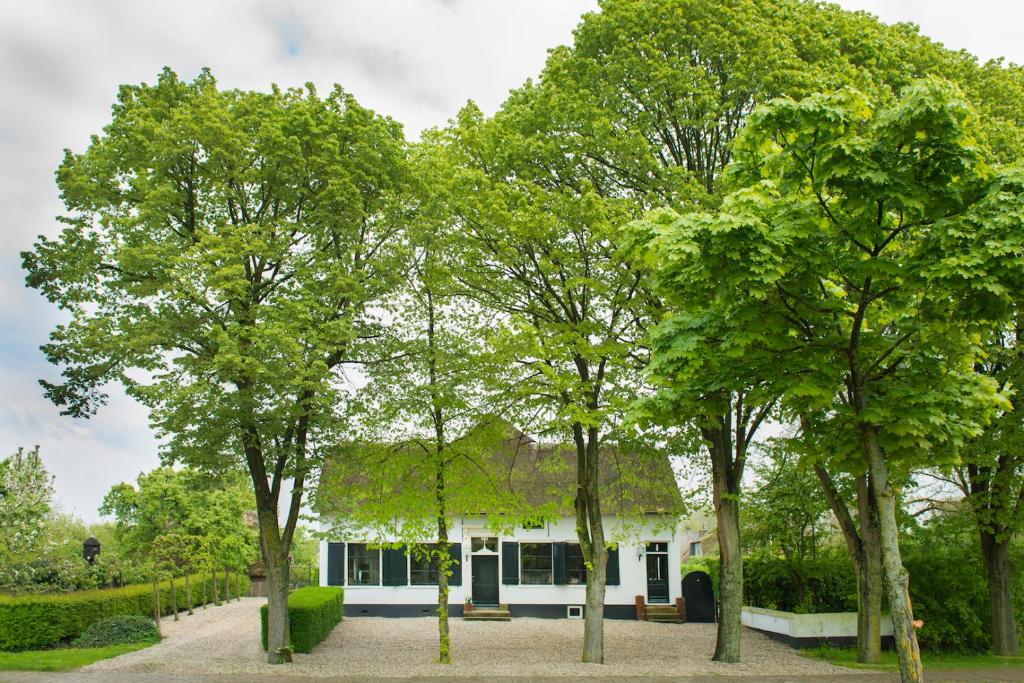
[803,646,1024,671]
[0,642,154,671]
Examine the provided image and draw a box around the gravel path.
[82,598,860,678]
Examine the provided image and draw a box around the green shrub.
[260,587,344,654]
[0,572,250,651]
[72,615,160,648]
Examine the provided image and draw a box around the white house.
[318,430,685,619]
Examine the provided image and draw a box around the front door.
[646,542,670,603]
[472,555,499,606]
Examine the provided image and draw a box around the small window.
[689,541,702,557]
[566,543,587,585]
[646,542,668,553]
[471,536,498,552]
[521,542,553,584]
[522,519,545,530]
[410,544,441,585]
[347,543,380,585]
[567,605,584,619]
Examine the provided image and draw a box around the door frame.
[466,531,500,607]
[645,541,670,604]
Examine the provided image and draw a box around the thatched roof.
[317,425,683,518]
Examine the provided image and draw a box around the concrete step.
[648,616,683,623]
[464,608,512,621]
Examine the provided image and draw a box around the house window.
[522,519,545,530]
[410,544,440,585]
[521,542,553,584]
[566,543,587,585]
[347,543,380,585]
[690,541,702,557]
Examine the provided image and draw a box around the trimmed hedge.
[72,615,161,648]
[0,573,250,651]
[261,587,344,654]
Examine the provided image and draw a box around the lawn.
[803,646,1024,672]
[0,642,154,672]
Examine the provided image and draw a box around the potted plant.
[464,596,474,613]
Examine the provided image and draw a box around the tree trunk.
[436,465,452,664]
[865,431,922,682]
[224,566,231,601]
[708,417,743,664]
[170,577,179,621]
[236,571,242,601]
[981,533,1020,656]
[857,478,883,665]
[713,492,743,663]
[185,572,194,615]
[583,552,608,663]
[211,567,220,606]
[265,551,292,663]
[151,574,162,635]
[573,424,608,664]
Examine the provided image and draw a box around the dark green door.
[647,552,670,603]
[472,555,499,606]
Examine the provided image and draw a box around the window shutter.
[382,546,408,586]
[501,542,519,585]
[327,542,344,586]
[606,546,620,586]
[553,542,568,585]
[448,543,462,586]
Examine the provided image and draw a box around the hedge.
[0,572,250,651]
[261,587,344,654]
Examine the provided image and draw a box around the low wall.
[741,606,894,649]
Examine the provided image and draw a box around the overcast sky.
[2,1,1022,524]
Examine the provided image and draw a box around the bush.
[72,615,160,648]
[0,572,250,651]
[261,587,344,654]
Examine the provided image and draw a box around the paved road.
[3,670,1024,683]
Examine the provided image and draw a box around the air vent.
[567,605,583,619]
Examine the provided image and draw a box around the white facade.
[319,513,683,617]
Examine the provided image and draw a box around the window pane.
[566,543,587,585]
[347,543,380,585]
[646,542,668,553]
[471,537,498,552]
[521,542,552,584]
[410,544,440,585]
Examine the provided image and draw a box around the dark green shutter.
[448,543,462,586]
[553,542,568,585]
[501,542,519,584]
[327,542,344,586]
[606,546,620,586]
[382,546,408,586]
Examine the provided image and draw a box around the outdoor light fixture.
[635,545,644,562]
[83,537,101,564]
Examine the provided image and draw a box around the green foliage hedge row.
[0,572,250,651]
[683,543,1024,653]
[72,615,161,648]
[261,587,344,654]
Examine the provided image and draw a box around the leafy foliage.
[72,615,160,648]
[0,448,54,561]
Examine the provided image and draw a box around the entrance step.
[646,605,682,624]
[464,607,511,621]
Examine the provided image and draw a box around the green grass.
[0,642,154,672]
[803,646,1024,671]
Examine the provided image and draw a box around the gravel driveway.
[82,597,858,678]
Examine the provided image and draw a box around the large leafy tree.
[631,79,1024,682]
[485,0,1024,664]
[22,68,407,662]
[318,140,524,663]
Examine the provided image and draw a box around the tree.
[630,79,1024,682]
[23,68,407,662]
[484,0,1024,664]
[319,139,528,663]
[939,318,1024,655]
[0,447,54,562]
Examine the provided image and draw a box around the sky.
[2,0,1022,524]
